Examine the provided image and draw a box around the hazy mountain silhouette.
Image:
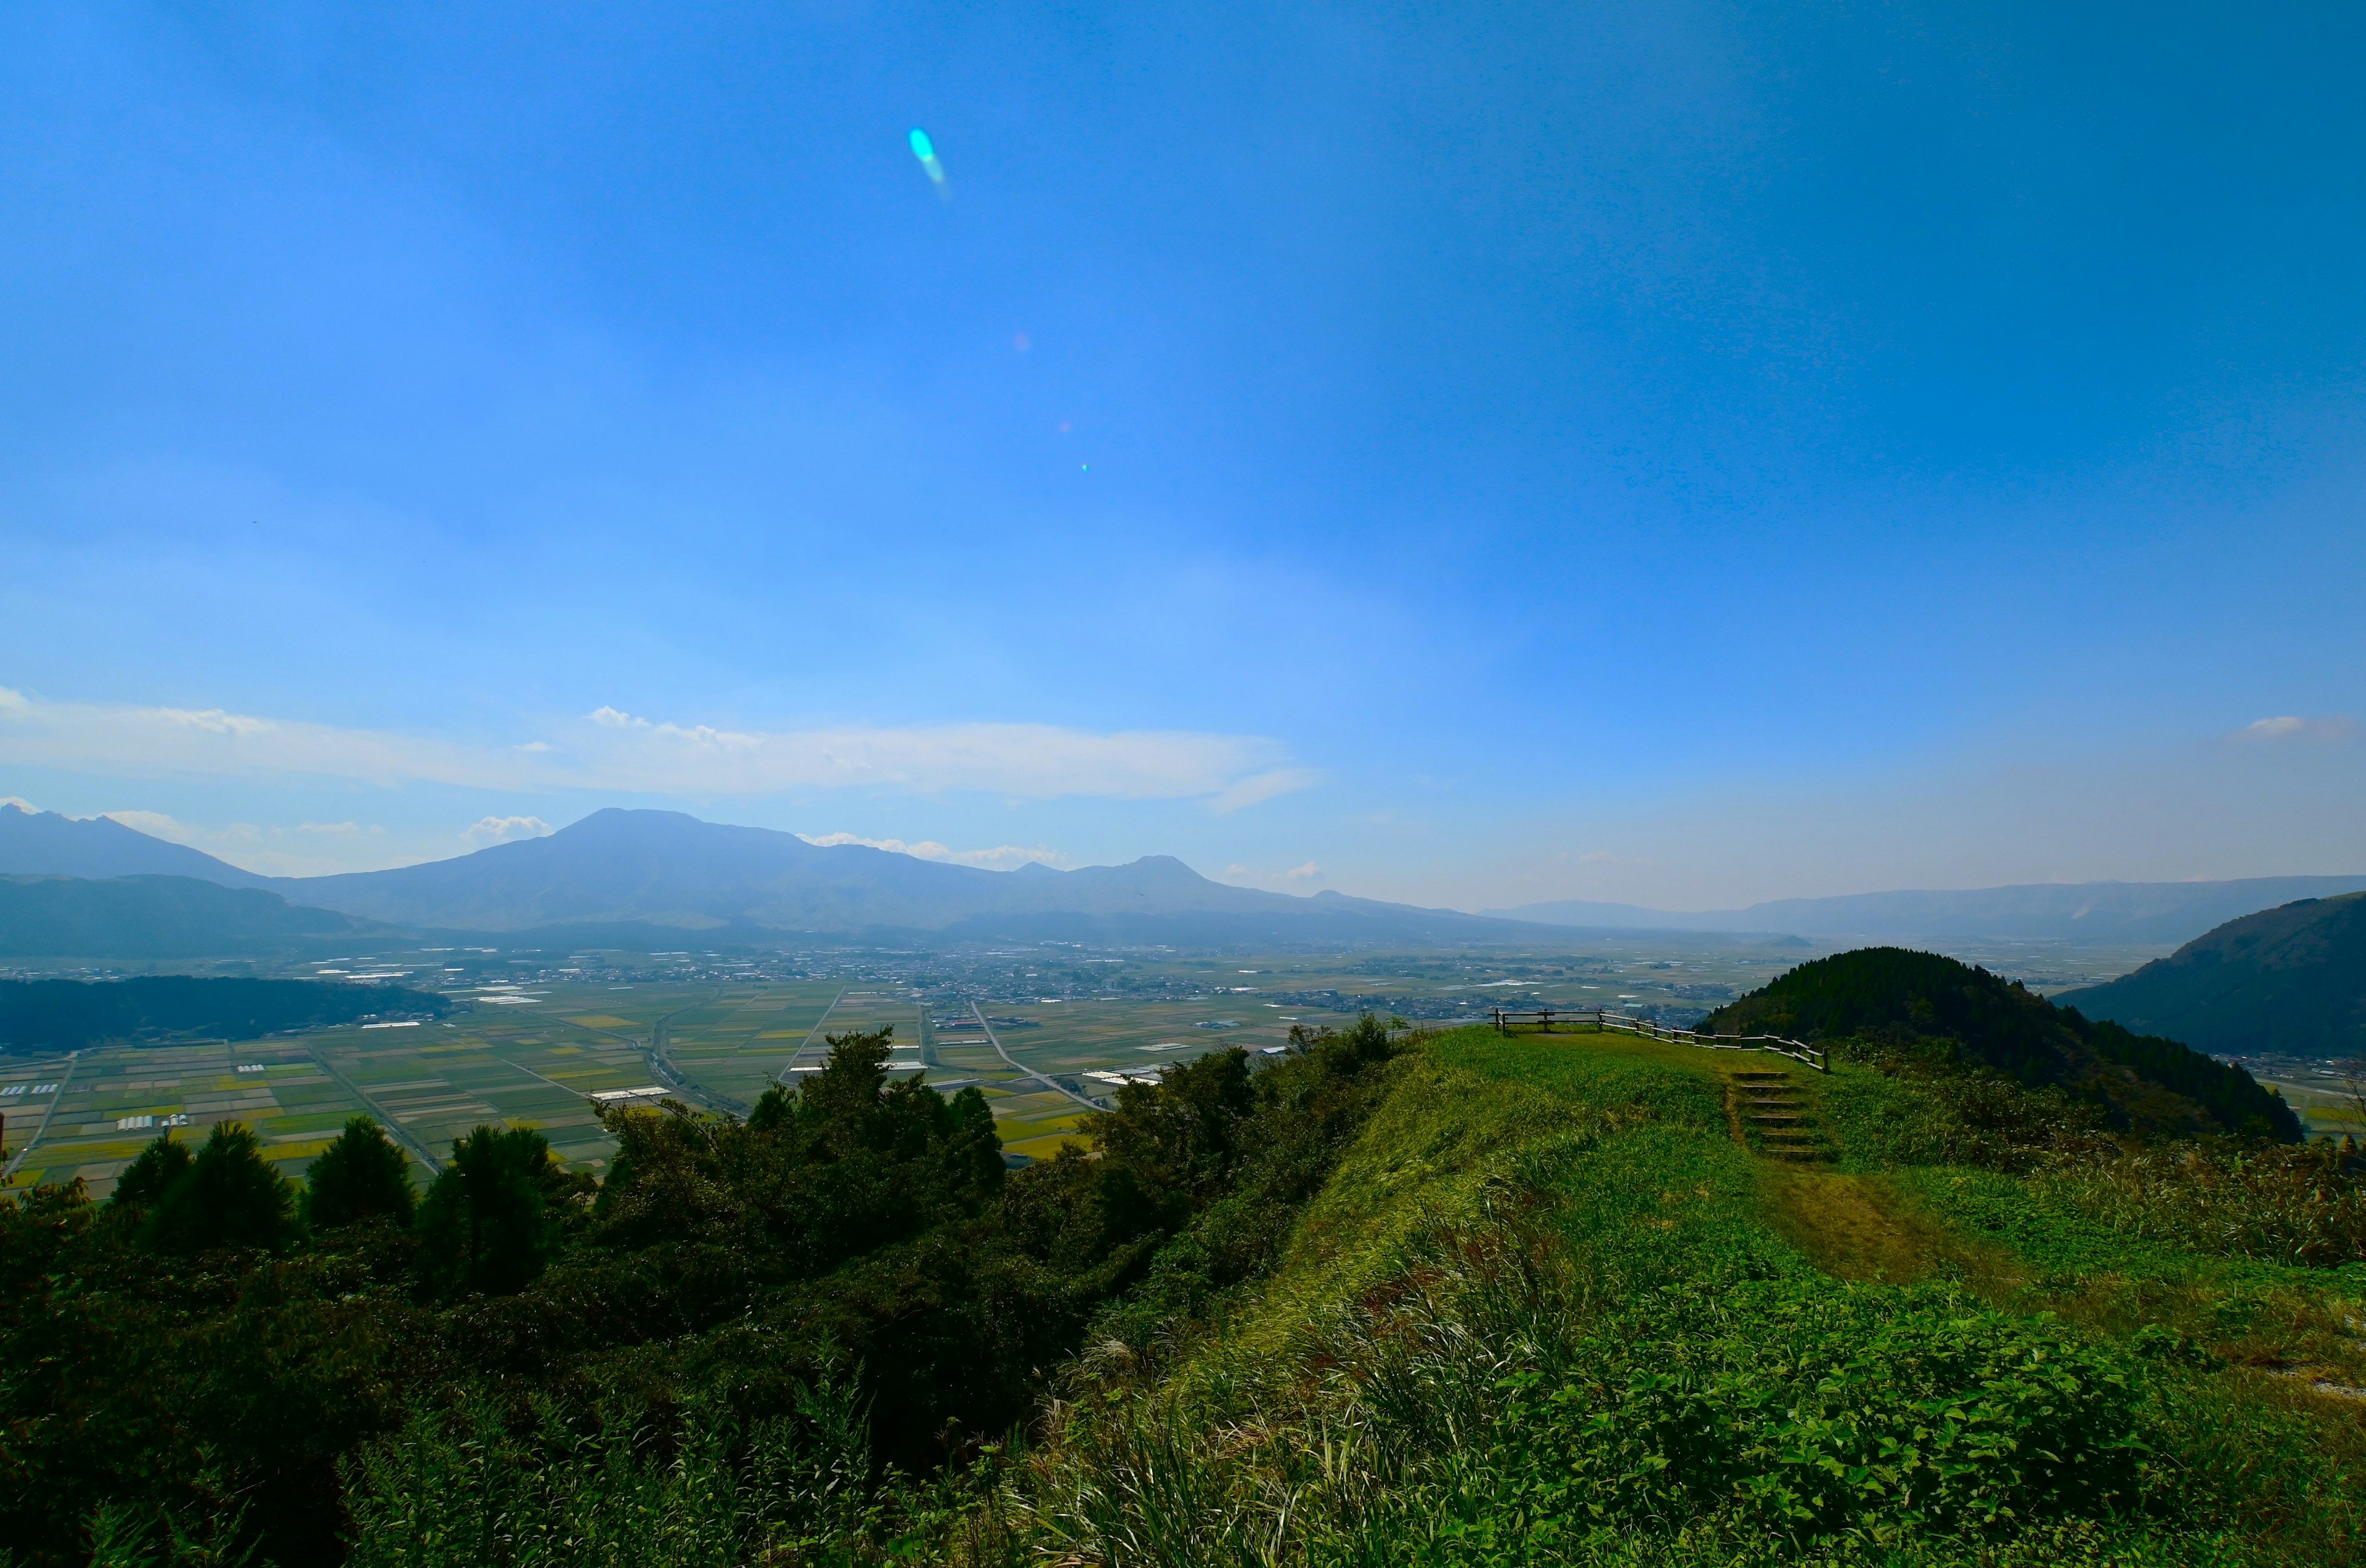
[1490,877,2366,945]
[0,874,382,958]
[2062,893,2366,1058]
[271,808,1529,943]
[0,804,272,888]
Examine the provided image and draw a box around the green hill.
[0,873,380,958]
[7,1018,2364,1567]
[1702,946,2300,1140]
[2063,893,2366,1059]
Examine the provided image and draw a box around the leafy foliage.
[112,1123,300,1254]
[417,1125,581,1296]
[0,1019,1408,1566]
[303,1118,418,1230]
[9,1013,2365,1567]
[1705,947,2299,1139]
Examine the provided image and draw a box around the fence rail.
[1490,1007,1828,1073]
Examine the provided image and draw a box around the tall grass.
[258,1030,2366,1567]
[2035,1140,2366,1269]
[1023,1192,2283,1566]
[339,1372,939,1568]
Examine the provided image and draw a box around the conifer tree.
[304,1115,417,1228]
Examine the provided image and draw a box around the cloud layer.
[2229,715,2358,744]
[0,686,1313,807]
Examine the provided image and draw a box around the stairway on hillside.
[1731,1067,1834,1163]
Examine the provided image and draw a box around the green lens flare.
[908,128,935,162]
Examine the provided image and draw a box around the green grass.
[1020,1025,2366,1567]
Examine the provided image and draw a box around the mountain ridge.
[0,803,275,888]
[1492,875,2366,944]
[2062,893,2366,1058]
[1,808,1533,944]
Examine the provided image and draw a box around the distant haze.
[5,802,2354,953]
[1490,878,2366,946]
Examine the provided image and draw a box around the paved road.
[776,986,850,1084]
[1,1050,81,1182]
[306,1044,445,1172]
[522,991,741,1115]
[972,1002,1103,1112]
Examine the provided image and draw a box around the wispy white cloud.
[1283,861,1322,881]
[2228,714,2357,744]
[0,795,38,813]
[465,815,552,845]
[799,832,1076,871]
[98,808,388,877]
[1208,768,1322,813]
[0,684,1311,806]
[575,706,1290,802]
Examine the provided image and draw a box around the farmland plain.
[6,928,2179,1195]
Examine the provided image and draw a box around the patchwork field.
[2,985,700,1194]
[647,981,846,1107]
[1,935,2194,1194]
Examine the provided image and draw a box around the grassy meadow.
[1013,1024,2366,1566]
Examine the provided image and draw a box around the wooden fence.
[1490,1007,1828,1073]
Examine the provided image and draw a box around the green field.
[0,934,2203,1195]
[4,981,733,1193]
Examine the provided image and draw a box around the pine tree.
[304,1116,418,1228]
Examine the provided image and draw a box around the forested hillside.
[2066,893,2366,1057]
[0,875,377,959]
[1704,946,2299,1139]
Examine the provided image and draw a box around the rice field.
[10,935,2134,1193]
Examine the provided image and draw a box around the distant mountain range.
[0,804,1536,948]
[1489,877,2366,946]
[10,801,2364,956]
[2063,893,2366,1058]
[0,804,274,888]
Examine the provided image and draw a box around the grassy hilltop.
[4,957,2364,1567]
[1702,946,2302,1140]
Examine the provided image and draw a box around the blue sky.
[2,1,2361,906]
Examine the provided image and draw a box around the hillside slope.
[0,874,381,958]
[1015,1026,2366,1566]
[2063,893,2366,1058]
[1702,946,2299,1139]
[0,805,271,888]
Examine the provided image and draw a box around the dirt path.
[1757,1166,1949,1283]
